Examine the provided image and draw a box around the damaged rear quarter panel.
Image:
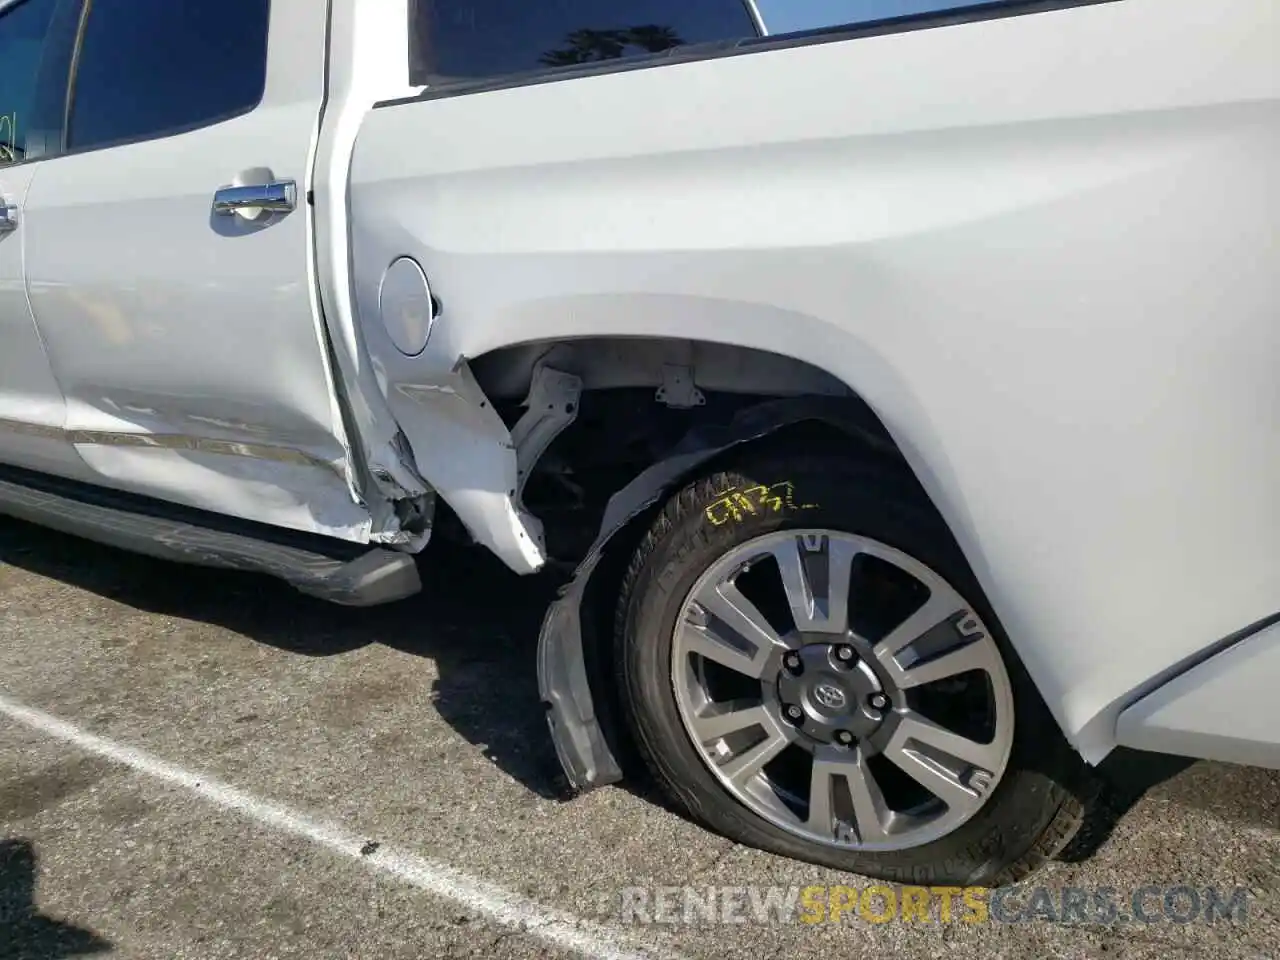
[347,0,1280,772]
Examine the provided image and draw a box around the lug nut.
[835,645,856,663]
[869,693,890,710]
[784,704,804,723]
[834,730,855,746]
[783,652,803,675]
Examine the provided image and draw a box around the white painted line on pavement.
[0,693,683,960]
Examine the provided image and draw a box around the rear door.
[22,0,370,540]
[0,0,84,478]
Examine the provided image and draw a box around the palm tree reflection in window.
[539,25,683,67]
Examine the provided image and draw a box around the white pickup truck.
[1,0,1276,886]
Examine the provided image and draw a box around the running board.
[0,466,421,607]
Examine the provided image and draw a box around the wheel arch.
[469,335,857,404]
[468,333,932,552]
[461,328,974,561]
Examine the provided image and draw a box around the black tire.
[615,453,1087,886]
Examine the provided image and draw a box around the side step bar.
[0,466,421,607]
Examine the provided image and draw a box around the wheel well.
[537,412,924,789]
[470,336,854,402]
[469,337,908,564]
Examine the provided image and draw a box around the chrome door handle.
[0,203,17,234]
[213,180,297,216]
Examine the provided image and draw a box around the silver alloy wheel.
[671,530,1015,853]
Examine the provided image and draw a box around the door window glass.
[0,0,58,165]
[67,0,270,152]
[411,0,760,85]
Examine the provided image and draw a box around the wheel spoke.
[875,583,968,660]
[882,745,978,810]
[843,749,891,844]
[892,713,1002,769]
[805,757,836,836]
[690,702,772,744]
[806,749,889,843]
[772,535,855,635]
[694,580,785,659]
[678,620,773,679]
[892,638,998,689]
[718,726,793,785]
[883,713,999,809]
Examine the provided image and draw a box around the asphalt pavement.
[1,517,1277,959]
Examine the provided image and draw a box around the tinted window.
[411,0,759,84]
[754,0,1020,35]
[0,0,58,165]
[68,0,270,152]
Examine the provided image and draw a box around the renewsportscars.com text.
[618,884,1251,926]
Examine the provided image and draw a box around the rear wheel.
[616,455,1085,885]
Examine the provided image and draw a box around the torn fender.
[390,363,548,575]
[536,397,898,792]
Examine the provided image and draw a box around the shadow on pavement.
[0,517,571,800]
[0,839,111,960]
[1056,748,1196,863]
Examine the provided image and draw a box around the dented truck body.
[1,0,1279,864]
